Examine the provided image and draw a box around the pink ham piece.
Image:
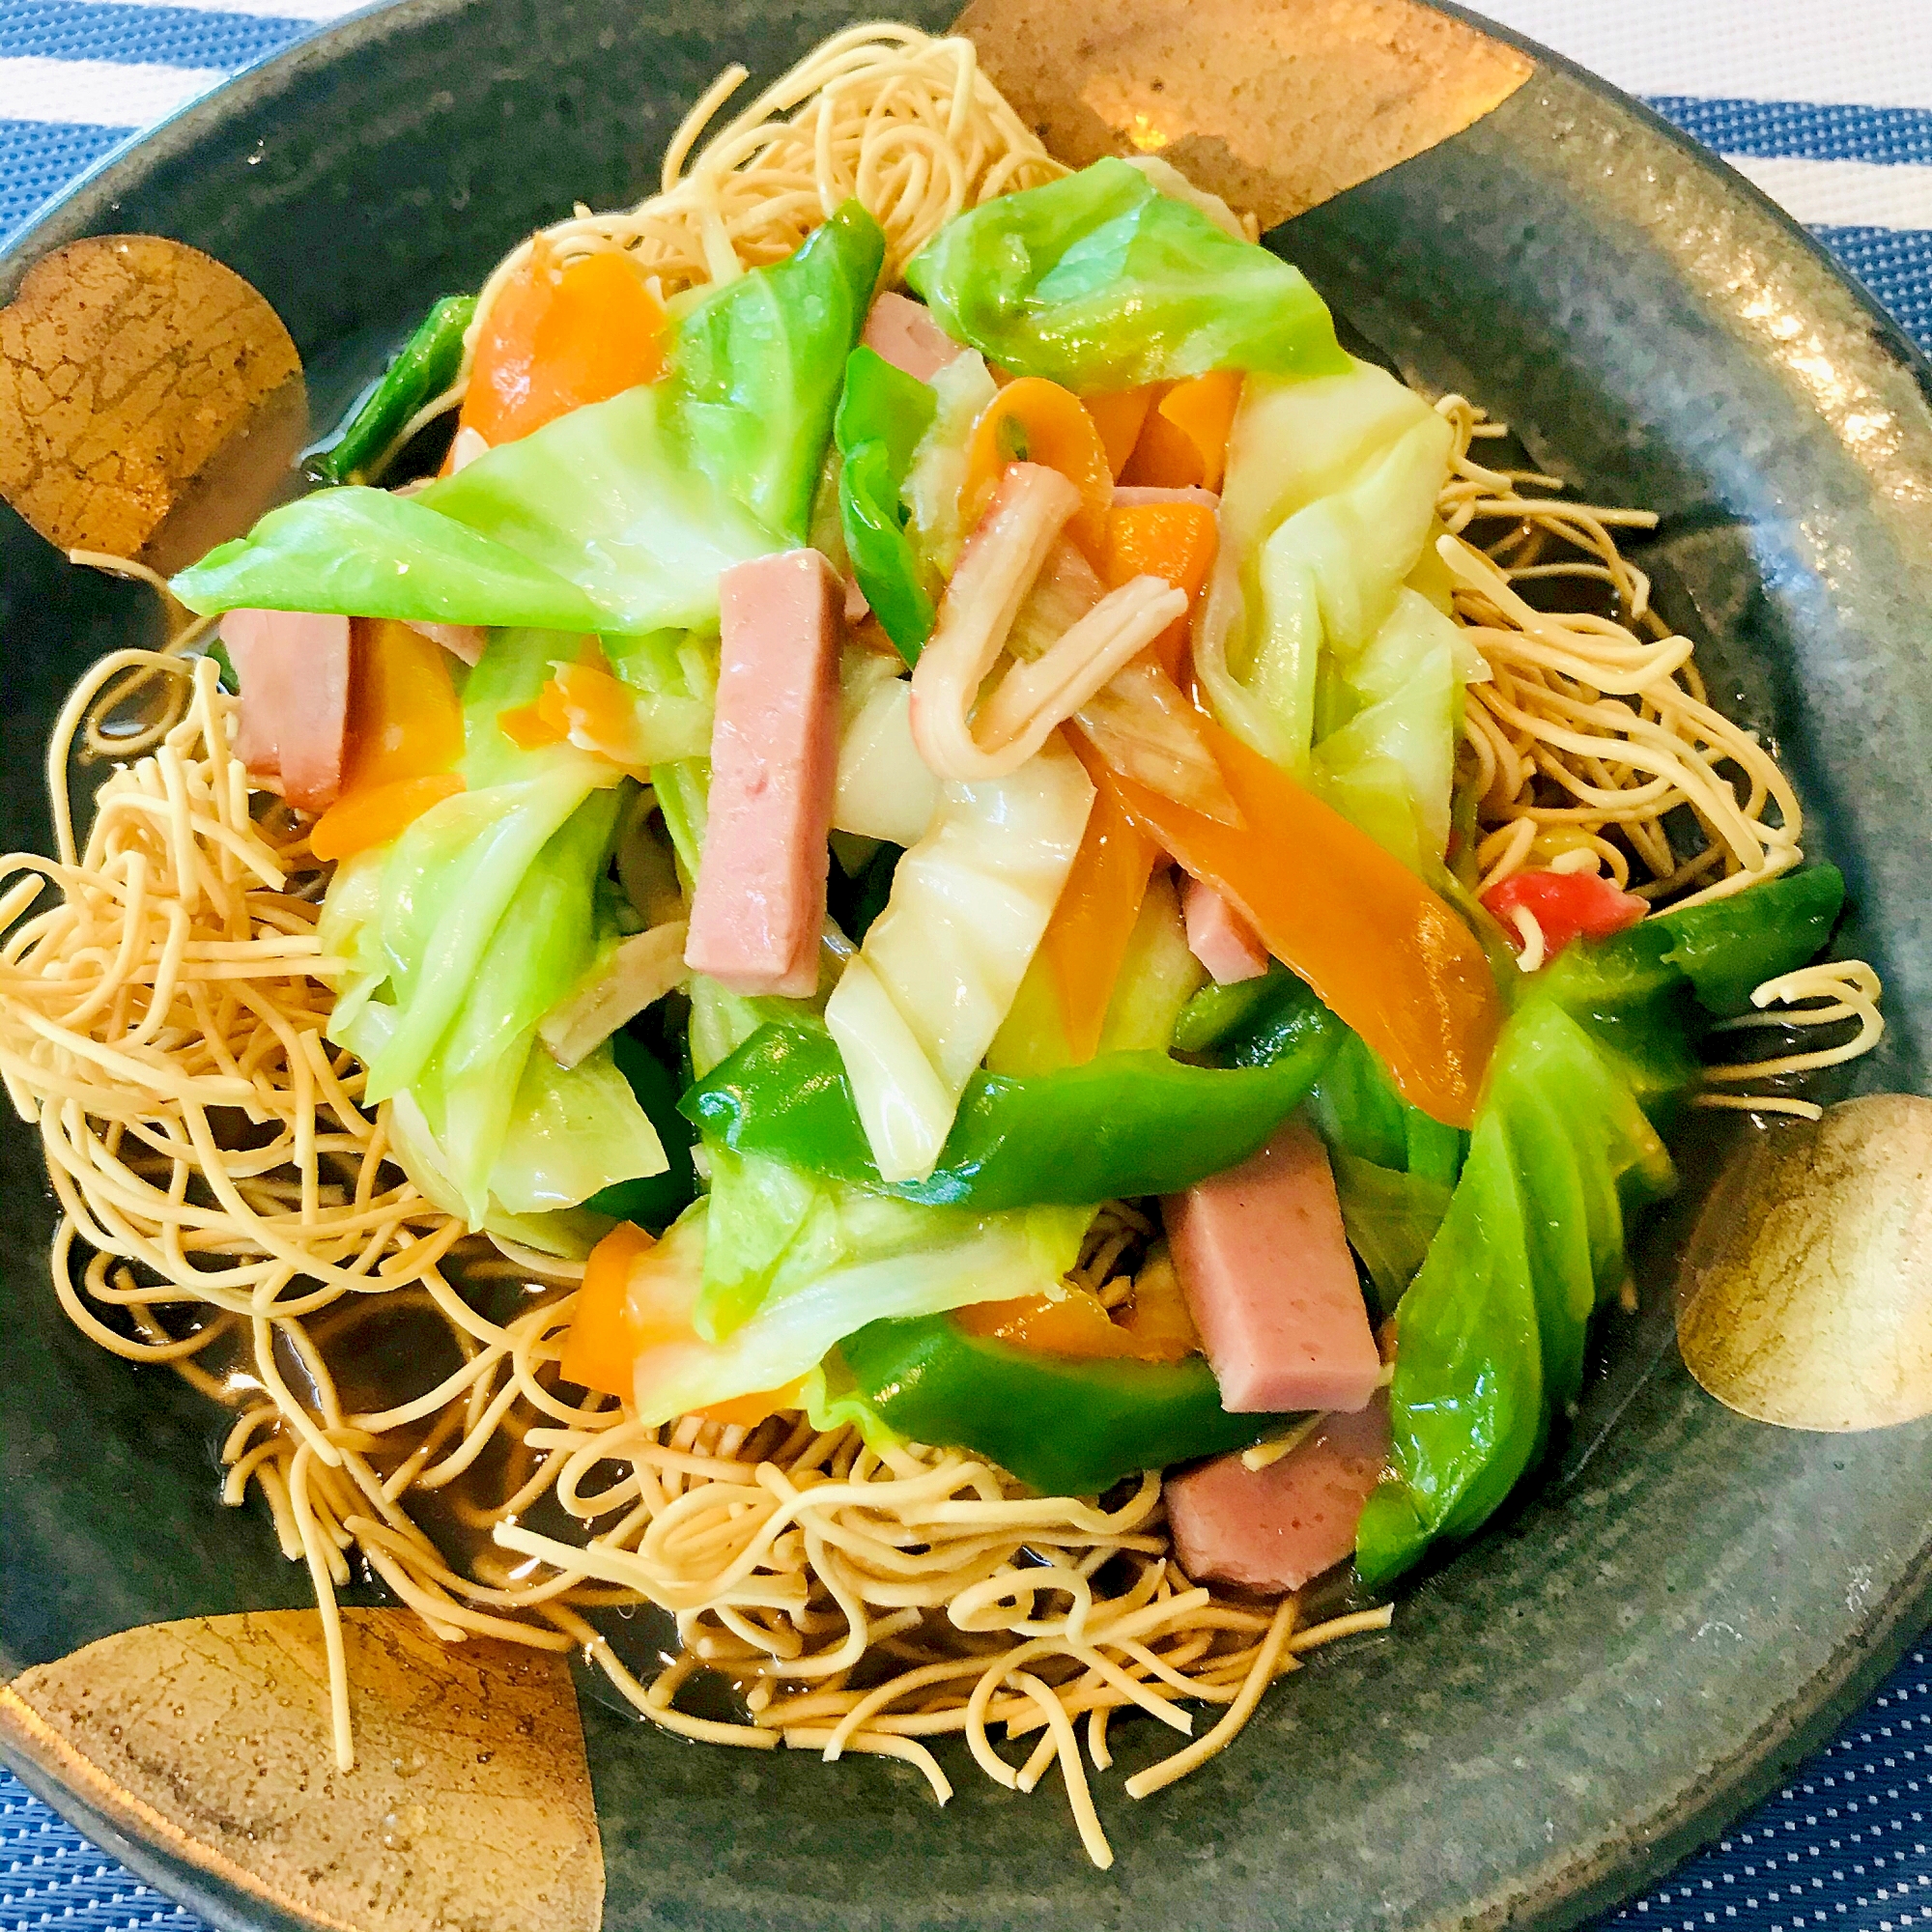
[1163,1121,1380,1414]
[405,620,487,666]
[218,608,352,813]
[1112,485,1220,510]
[862,292,963,383]
[684,549,841,998]
[1165,1396,1391,1593]
[1182,875,1268,984]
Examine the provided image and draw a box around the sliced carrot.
[341,618,464,794]
[1039,769,1157,1064]
[1100,501,1218,683]
[1157,369,1243,493]
[498,700,566,750]
[563,1224,802,1420]
[309,773,465,863]
[1120,369,1244,493]
[695,1380,807,1428]
[1082,386,1156,479]
[955,1288,1151,1359]
[311,619,467,859]
[546,658,651,769]
[961,377,1114,559]
[460,245,667,448]
[1098,713,1502,1128]
[559,1221,659,1398]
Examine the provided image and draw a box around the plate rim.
[2,5,1929,1929]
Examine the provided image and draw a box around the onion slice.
[1074,658,1242,827]
[538,921,690,1068]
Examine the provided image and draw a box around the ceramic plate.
[3,2,1930,1927]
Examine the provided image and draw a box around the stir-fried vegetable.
[1357,866,1854,1587]
[835,346,938,658]
[1037,775,1157,1064]
[960,378,1114,556]
[1482,867,1648,957]
[685,993,1339,1210]
[831,1317,1286,1496]
[1098,712,1502,1128]
[316,294,475,484]
[905,157,1348,392]
[459,249,666,447]
[822,732,1093,1181]
[309,618,468,861]
[1119,369,1243,492]
[1193,356,1483,869]
[582,1193,1094,1425]
[174,205,885,633]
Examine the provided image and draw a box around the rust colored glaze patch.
[0,1608,603,1932]
[953,0,1533,231]
[0,233,300,557]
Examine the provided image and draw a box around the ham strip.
[219,608,352,813]
[1182,876,1269,984]
[862,291,963,383]
[1165,1396,1391,1592]
[1162,1122,1379,1413]
[684,550,841,998]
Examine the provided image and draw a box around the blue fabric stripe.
[0,0,303,70]
[0,114,127,236]
[1814,223,1932,352]
[1648,95,1932,168]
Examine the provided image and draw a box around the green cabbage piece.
[173,204,885,633]
[904,156,1348,392]
[1354,994,1679,1590]
[1345,861,1862,1586]
[696,1144,1045,1345]
[1197,358,1476,871]
[624,1192,1094,1426]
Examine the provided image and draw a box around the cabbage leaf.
[905,157,1348,392]
[174,204,885,634]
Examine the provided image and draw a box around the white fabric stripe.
[85,0,374,20]
[1723,154,1932,232]
[1466,1,1932,114]
[0,54,226,128]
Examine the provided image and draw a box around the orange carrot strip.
[1099,715,1501,1128]
[1083,386,1156,479]
[1100,502,1218,684]
[1039,770,1157,1064]
[309,773,465,864]
[460,246,667,448]
[954,1288,1151,1359]
[961,377,1114,558]
[559,1222,659,1399]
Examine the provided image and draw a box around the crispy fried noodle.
[0,22,1879,1869]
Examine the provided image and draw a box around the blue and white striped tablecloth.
[0,4,1928,1929]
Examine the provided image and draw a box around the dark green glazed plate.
[3,3,1931,1927]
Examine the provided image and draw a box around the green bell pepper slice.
[315,295,476,485]
[682,1002,1341,1211]
[836,346,938,661]
[1648,862,1845,1015]
[836,1316,1287,1496]
[1540,865,1848,1120]
[1357,866,1848,1589]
